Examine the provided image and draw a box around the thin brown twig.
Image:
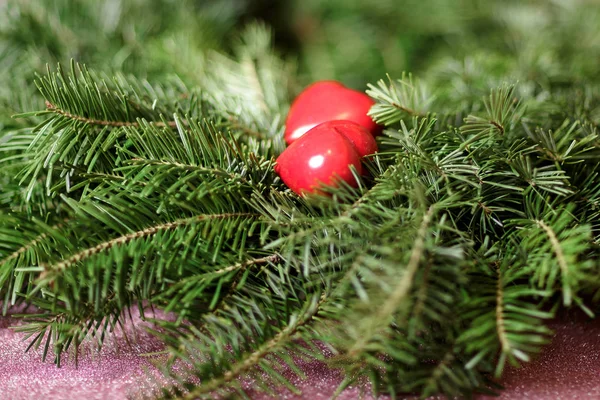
[490,120,505,135]
[391,102,426,118]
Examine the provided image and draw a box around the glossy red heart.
[284,81,380,145]
[313,120,378,158]
[275,126,363,195]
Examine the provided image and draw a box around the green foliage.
[2,0,600,399]
[459,248,553,378]
[367,73,434,125]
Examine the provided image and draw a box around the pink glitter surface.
[479,311,600,400]
[0,308,598,400]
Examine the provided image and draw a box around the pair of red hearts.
[275,81,380,195]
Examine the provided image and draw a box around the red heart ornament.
[284,81,380,145]
[314,120,378,158]
[275,126,363,195]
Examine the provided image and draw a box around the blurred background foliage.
[2,0,600,123]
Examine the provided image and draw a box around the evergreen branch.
[347,205,434,357]
[511,200,593,307]
[534,219,570,303]
[495,264,510,354]
[35,62,197,127]
[393,103,423,118]
[45,101,178,128]
[367,73,434,126]
[203,254,279,302]
[0,216,76,308]
[460,85,523,141]
[508,157,572,196]
[158,253,280,318]
[209,255,278,275]
[460,255,553,377]
[127,158,246,182]
[523,120,600,163]
[178,293,326,399]
[409,257,432,330]
[241,57,269,113]
[377,206,433,322]
[227,116,266,139]
[40,212,257,276]
[199,24,291,145]
[0,219,67,267]
[421,349,457,397]
[211,254,279,279]
[15,295,129,365]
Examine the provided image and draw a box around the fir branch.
[127,158,246,182]
[40,212,257,277]
[409,257,432,330]
[347,205,434,357]
[460,256,553,377]
[460,85,524,141]
[15,295,130,366]
[241,58,269,114]
[421,349,457,397]
[495,264,510,354]
[199,23,291,148]
[44,101,178,128]
[511,200,593,307]
[158,253,280,318]
[375,206,433,324]
[227,116,266,139]
[523,120,600,163]
[0,219,67,267]
[35,62,197,127]
[534,219,570,303]
[206,254,278,275]
[367,73,434,126]
[204,254,279,299]
[177,293,326,399]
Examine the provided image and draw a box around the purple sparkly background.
[1,308,598,400]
